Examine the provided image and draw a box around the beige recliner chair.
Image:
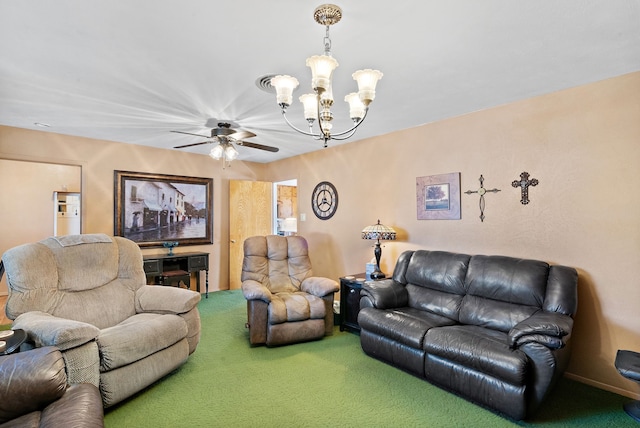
[1,234,201,408]
[241,235,339,347]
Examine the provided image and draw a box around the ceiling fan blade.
[229,130,257,140]
[236,141,279,152]
[170,130,210,138]
[173,140,213,149]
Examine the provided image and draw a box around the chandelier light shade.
[306,55,338,93]
[270,75,299,106]
[361,220,397,279]
[270,4,383,147]
[344,92,366,121]
[352,69,384,105]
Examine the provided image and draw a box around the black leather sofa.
[0,346,104,427]
[358,250,578,420]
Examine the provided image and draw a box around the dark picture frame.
[114,170,213,247]
[416,172,461,220]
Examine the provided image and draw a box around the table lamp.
[280,217,297,236]
[361,219,396,279]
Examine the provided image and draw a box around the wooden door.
[228,180,272,290]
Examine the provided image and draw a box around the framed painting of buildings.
[114,170,213,247]
[416,172,461,220]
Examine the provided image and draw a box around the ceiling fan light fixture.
[171,123,279,163]
[224,143,239,161]
[271,4,382,147]
[209,144,224,160]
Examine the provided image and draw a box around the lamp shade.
[362,219,396,241]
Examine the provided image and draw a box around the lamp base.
[370,270,386,280]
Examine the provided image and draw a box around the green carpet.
[103,290,634,427]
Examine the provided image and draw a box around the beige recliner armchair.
[1,234,201,408]
[241,235,339,347]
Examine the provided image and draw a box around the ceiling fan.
[171,122,279,167]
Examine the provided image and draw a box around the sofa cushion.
[403,251,470,321]
[97,313,187,371]
[460,294,540,333]
[268,291,325,324]
[42,236,119,292]
[405,251,470,295]
[424,325,529,385]
[358,307,457,349]
[406,284,464,322]
[459,256,549,332]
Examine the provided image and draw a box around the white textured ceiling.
[1,1,639,163]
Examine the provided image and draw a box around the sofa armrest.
[508,311,574,349]
[242,280,273,303]
[135,285,201,315]
[40,383,104,428]
[361,279,408,309]
[12,312,99,351]
[0,346,67,424]
[301,277,339,297]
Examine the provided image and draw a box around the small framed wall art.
[416,172,461,220]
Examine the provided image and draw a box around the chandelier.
[270,4,383,147]
[208,137,238,169]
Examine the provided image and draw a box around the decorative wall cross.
[511,171,538,205]
[464,175,500,222]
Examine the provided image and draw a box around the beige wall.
[262,72,640,399]
[0,126,266,295]
[1,72,638,399]
[0,159,82,295]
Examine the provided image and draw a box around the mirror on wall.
[273,179,298,236]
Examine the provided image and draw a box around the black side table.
[339,274,368,334]
[0,329,27,355]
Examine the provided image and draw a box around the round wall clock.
[311,181,338,220]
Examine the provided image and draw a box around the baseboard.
[565,371,640,400]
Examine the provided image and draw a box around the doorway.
[0,159,82,295]
[274,179,298,236]
[228,179,298,290]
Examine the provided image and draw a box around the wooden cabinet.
[143,252,209,297]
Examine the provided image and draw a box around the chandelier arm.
[329,107,369,138]
[329,127,358,141]
[281,109,322,138]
